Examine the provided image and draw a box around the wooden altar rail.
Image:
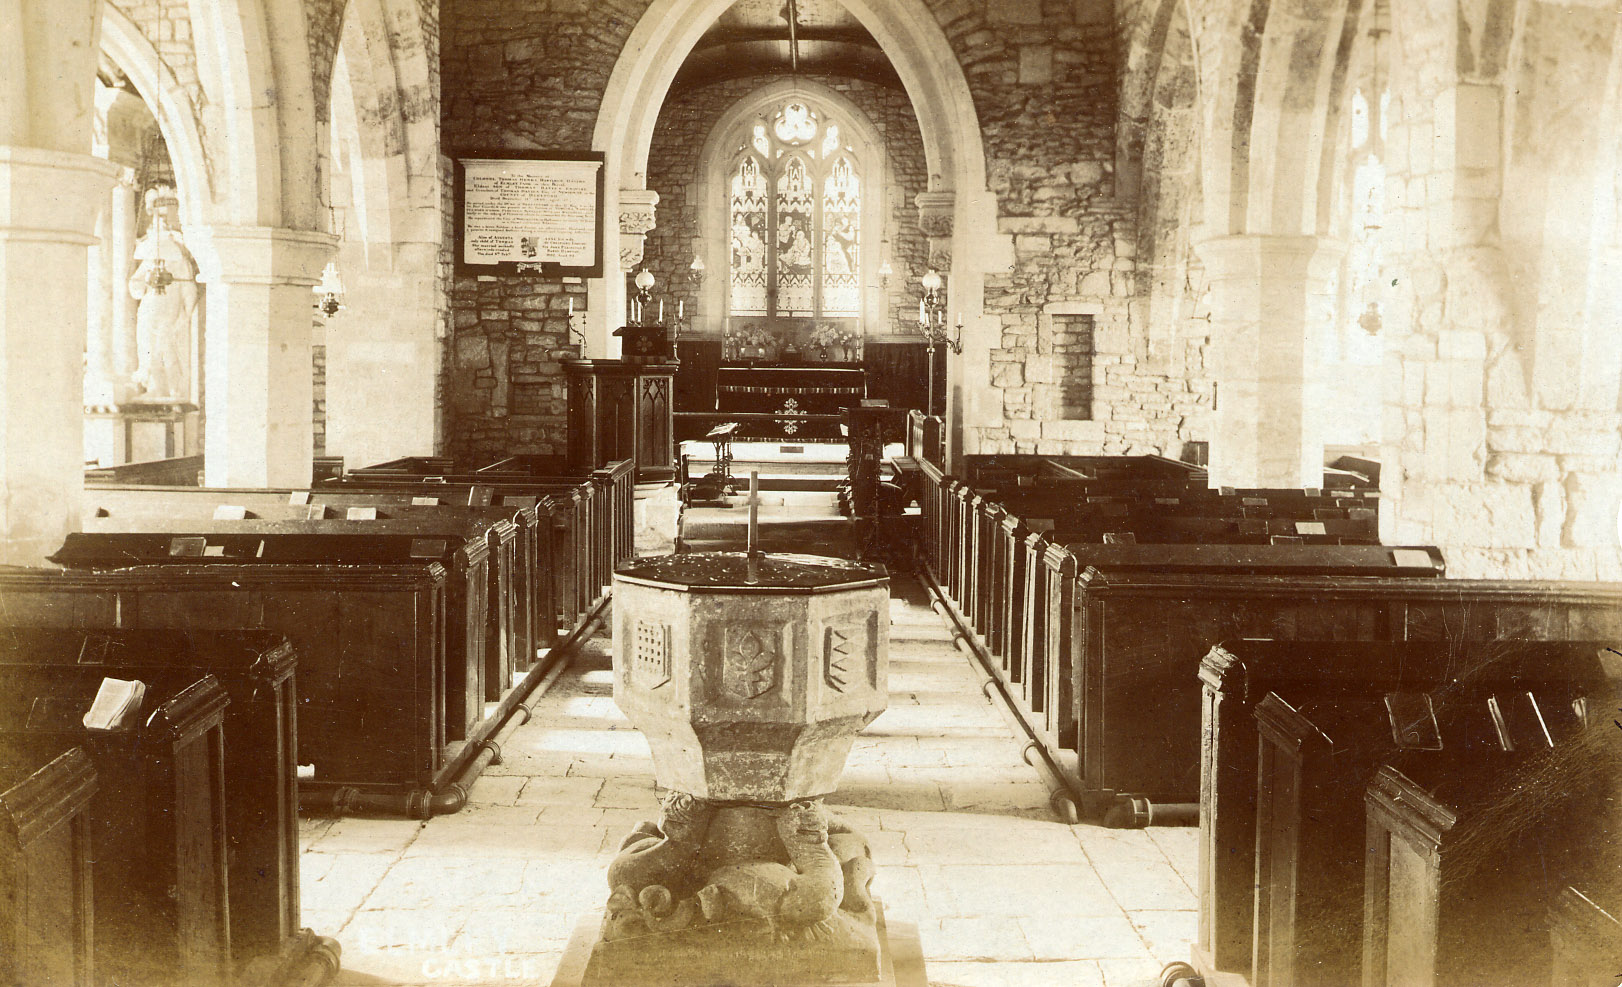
[673,411,849,444]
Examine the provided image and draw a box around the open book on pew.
[82,676,147,731]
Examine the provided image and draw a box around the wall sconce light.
[878,257,894,288]
[313,261,345,317]
[689,255,706,285]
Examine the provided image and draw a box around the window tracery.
[726,98,863,323]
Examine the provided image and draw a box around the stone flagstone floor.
[298,573,1197,987]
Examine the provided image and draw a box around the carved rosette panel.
[704,622,787,705]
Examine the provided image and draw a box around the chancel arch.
[589,0,998,463]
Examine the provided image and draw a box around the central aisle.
[298,497,1198,986]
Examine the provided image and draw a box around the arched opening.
[589,0,996,458]
[1319,0,1389,455]
[84,4,216,474]
[318,0,444,469]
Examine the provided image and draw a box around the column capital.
[1193,233,1345,278]
[0,146,122,244]
[914,190,956,238]
[188,225,339,286]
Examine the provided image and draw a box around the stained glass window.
[729,155,768,315]
[724,98,865,324]
[776,156,814,316]
[821,156,860,316]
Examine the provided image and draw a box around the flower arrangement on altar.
[736,322,770,348]
[809,322,860,360]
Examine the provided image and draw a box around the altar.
[714,363,866,440]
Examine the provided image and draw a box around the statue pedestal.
[550,553,926,987]
[84,400,200,465]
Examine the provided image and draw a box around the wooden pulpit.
[564,356,679,484]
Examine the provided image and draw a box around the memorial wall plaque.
[455,150,605,277]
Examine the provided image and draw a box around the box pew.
[344,455,460,476]
[1190,613,1622,980]
[320,457,635,616]
[981,505,1378,697]
[0,563,460,815]
[0,746,96,987]
[0,629,342,984]
[308,479,591,642]
[1242,643,1612,987]
[57,523,505,745]
[0,671,231,986]
[1362,713,1620,987]
[83,487,544,681]
[1018,547,1445,811]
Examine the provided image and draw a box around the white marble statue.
[127,187,198,401]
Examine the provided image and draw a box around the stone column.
[109,171,139,384]
[189,225,337,487]
[1194,234,1343,489]
[85,188,116,407]
[0,146,121,565]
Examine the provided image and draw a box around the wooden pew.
[1195,636,1622,983]
[1251,645,1609,987]
[82,498,538,694]
[0,564,453,815]
[1019,546,1446,815]
[0,671,231,986]
[320,457,636,621]
[53,525,501,746]
[0,747,96,987]
[1362,720,1619,987]
[0,629,340,984]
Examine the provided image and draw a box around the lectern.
[564,353,679,484]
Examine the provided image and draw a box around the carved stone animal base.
[550,901,926,987]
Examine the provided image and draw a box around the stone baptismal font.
[552,550,924,986]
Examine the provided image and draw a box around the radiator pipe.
[1102,796,1200,830]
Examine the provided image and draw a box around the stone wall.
[958,0,1212,456]
[438,0,1213,463]
[109,0,202,100]
[1377,3,1622,579]
[312,338,327,455]
[641,74,929,338]
[439,0,623,462]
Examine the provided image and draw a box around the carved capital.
[915,190,956,238]
[619,188,660,237]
